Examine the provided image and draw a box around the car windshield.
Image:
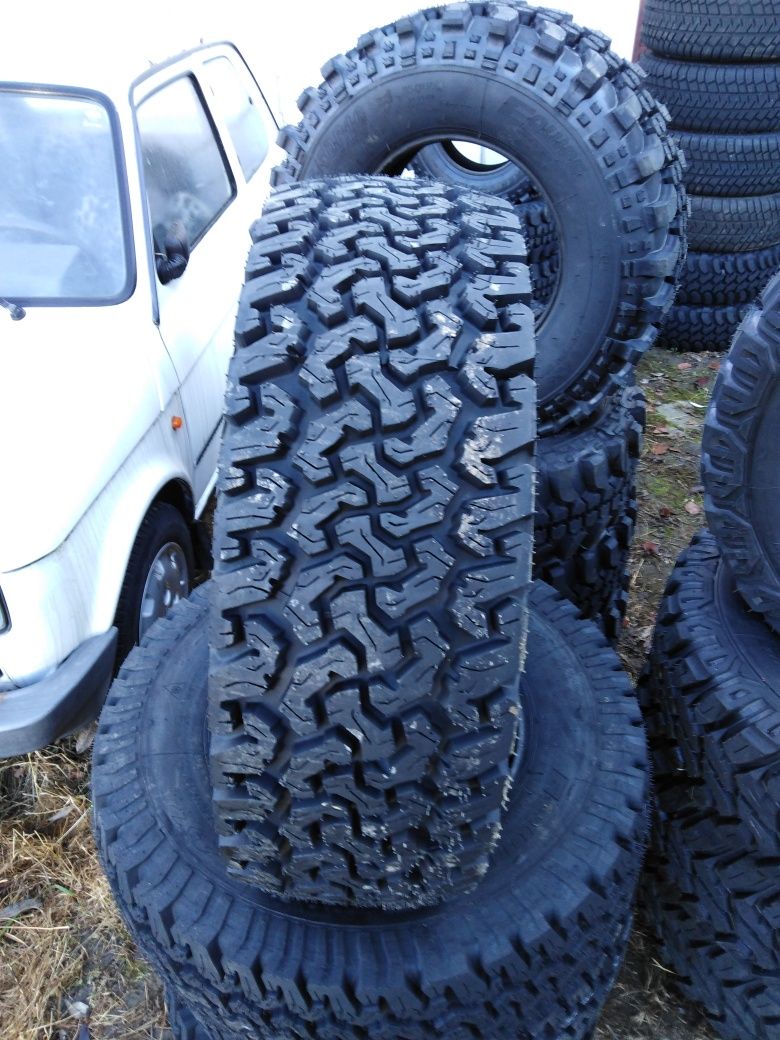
[0,89,129,304]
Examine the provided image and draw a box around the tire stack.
[640,0,780,351]
[90,5,689,1039]
[641,270,780,1039]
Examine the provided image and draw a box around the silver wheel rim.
[138,541,189,640]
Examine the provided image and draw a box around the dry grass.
[0,348,722,1040]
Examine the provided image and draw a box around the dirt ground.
[0,347,721,1040]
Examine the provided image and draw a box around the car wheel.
[114,501,194,665]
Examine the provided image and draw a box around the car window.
[136,75,235,266]
[203,56,269,181]
[0,89,129,304]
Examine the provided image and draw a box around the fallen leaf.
[694,376,710,388]
[651,443,668,456]
[685,501,701,516]
[67,1001,90,1021]
[652,425,670,435]
[659,505,674,518]
[48,803,75,824]
[677,362,692,370]
[0,898,42,922]
[708,361,721,371]
[642,541,661,555]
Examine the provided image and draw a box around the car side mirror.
[155,220,190,285]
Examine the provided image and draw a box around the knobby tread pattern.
[688,192,780,254]
[167,991,212,1040]
[639,532,780,1039]
[642,0,780,63]
[641,54,780,134]
[208,177,536,910]
[272,2,686,433]
[678,245,780,308]
[675,130,780,198]
[703,270,780,632]
[657,302,748,353]
[93,582,649,1040]
[534,387,645,641]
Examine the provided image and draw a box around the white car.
[0,42,282,755]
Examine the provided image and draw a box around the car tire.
[410,140,533,202]
[640,54,780,134]
[534,386,644,641]
[273,3,685,432]
[688,192,780,254]
[209,177,536,910]
[677,245,780,307]
[642,0,780,63]
[703,270,780,631]
[640,531,780,1040]
[113,501,194,666]
[657,302,748,352]
[675,130,780,198]
[93,582,649,1040]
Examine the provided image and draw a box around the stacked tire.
[641,270,780,1039]
[90,4,689,1038]
[641,0,780,351]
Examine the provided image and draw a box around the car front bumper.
[0,628,117,758]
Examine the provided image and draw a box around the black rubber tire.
[656,302,748,352]
[534,386,645,641]
[678,245,780,307]
[642,0,780,63]
[676,130,780,198]
[640,54,780,134]
[273,4,686,433]
[113,501,194,666]
[688,192,780,254]
[93,582,649,1040]
[703,270,780,633]
[410,141,533,203]
[166,991,211,1040]
[639,531,780,1039]
[209,177,536,910]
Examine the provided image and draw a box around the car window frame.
[0,81,136,309]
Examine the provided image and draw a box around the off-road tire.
[209,177,536,910]
[689,192,780,254]
[534,386,644,640]
[641,54,780,134]
[93,582,649,1040]
[642,0,780,63]
[166,991,211,1040]
[678,245,780,307]
[640,531,780,1039]
[657,302,747,352]
[410,141,533,203]
[273,3,686,432]
[676,130,780,198]
[703,270,780,632]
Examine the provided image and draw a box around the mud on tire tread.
[534,387,644,640]
[640,532,780,1039]
[94,582,649,1040]
[273,3,685,432]
[703,270,780,632]
[208,177,536,910]
[642,0,780,63]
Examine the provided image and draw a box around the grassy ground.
[0,348,721,1040]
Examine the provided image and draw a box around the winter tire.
[273,3,686,432]
[93,582,649,1040]
[657,302,748,352]
[640,531,780,1040]
[689,192,780,254]
[642,0,780,63]
[534,386,644,640]
[641,54,780,134]
[703,270,780,632]
[676,130,780,198]
[678,245,780,307]
[209,177,536,910]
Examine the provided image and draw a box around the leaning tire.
[642,0,780,63]
[703,270,780,632]
[640,531,780,1040]
[678,245,780,307]
[657,302,748,352]
[209,177,536,910]
[688,192,780,254]
[640,54,780,134]
[273,4,685,432]
[93,582,649,1040]
[675,130,780,198]
[534,386,644,640]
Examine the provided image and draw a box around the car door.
[133,51,277,510]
